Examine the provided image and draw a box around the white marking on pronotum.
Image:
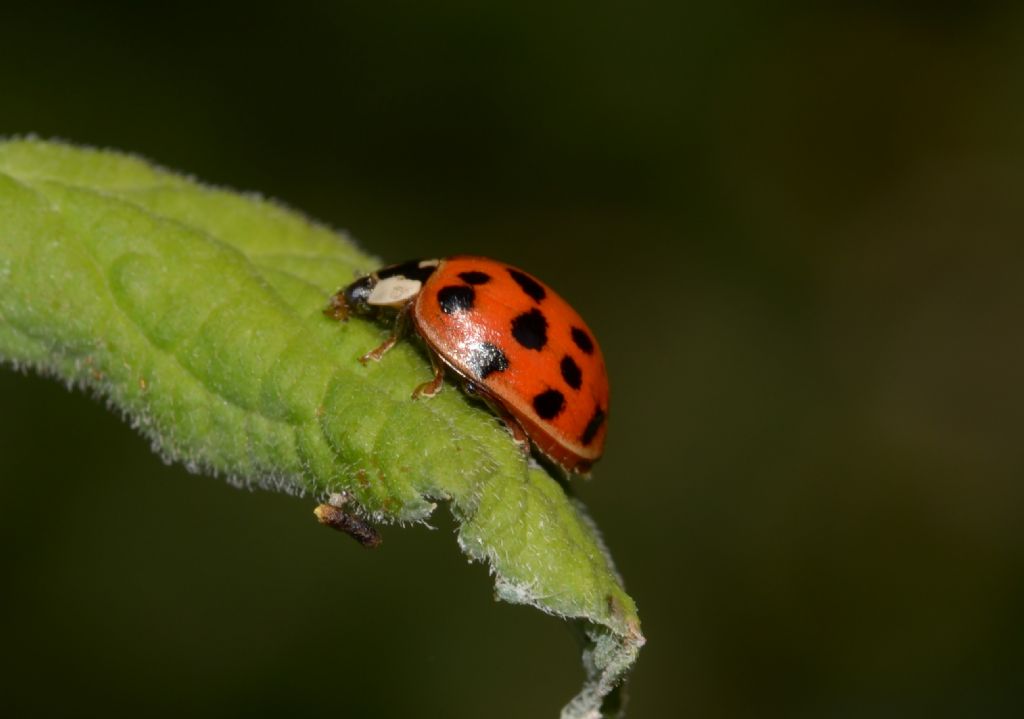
[368,276,422,306]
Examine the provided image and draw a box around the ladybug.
[325,256,609,474]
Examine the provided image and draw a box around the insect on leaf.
[0,139,644,719]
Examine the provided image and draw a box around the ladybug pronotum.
[325,256,609,475]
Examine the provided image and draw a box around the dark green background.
[2,3,1022,717]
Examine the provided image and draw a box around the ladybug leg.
[313,492,382,548]
[499,413,531,452]
[359,335,399,365]
[464,383,530,454]
[359,306,409,365]
[412,351,445,400]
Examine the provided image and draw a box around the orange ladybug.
[325,257,609,474]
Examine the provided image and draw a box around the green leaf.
[0,139,644,718]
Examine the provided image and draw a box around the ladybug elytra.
[325,256,609,474]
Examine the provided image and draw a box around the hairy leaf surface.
[0,139,643,718]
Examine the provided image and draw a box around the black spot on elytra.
[560,355,582,390]
[571,326,594,355]
[581,407,606,446]
[458,270,491,285]
[508,268,546,302]
[511,308,548,350]
[533,389,565,420]
[468,342,509,379]
[438,285,475,314]
[377,259,438,283]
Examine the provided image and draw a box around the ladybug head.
[342,269,428,315]
[329,259,439,320]
[342,275,376,316]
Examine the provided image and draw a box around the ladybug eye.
[343,276,375,310]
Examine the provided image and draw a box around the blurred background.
[2,2,1022,717]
